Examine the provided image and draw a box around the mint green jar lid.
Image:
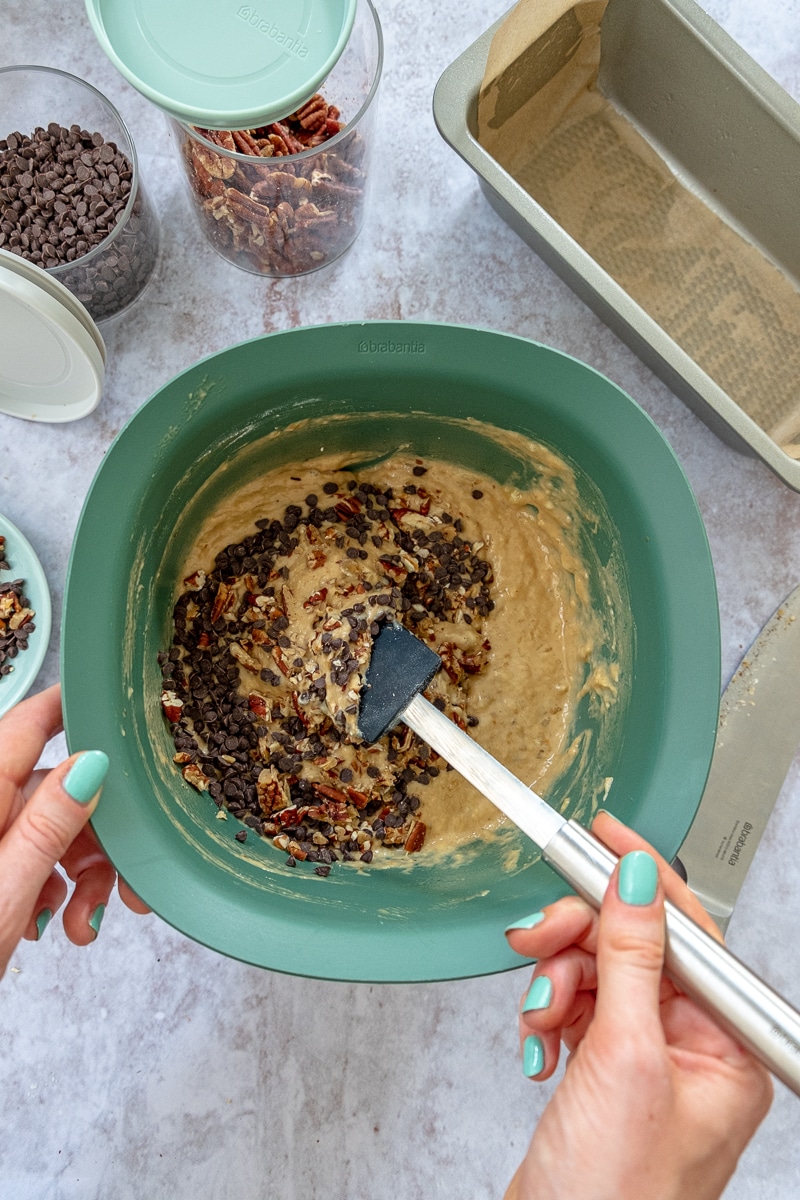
[84,0,358,129]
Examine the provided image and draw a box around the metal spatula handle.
[545,821,800,1096]
[400,689,800,1097]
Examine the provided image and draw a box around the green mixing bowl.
[62,322,720,981]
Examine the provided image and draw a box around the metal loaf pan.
[433,0,800,490]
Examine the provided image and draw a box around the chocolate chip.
[0,539,35,675]
[0,123,157,320]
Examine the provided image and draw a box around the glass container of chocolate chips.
[85,0,381,278]
[0,66,159,322]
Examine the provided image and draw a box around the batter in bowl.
[159,430,625,873]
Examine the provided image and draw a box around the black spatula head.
[358,622,441,742]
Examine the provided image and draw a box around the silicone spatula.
[358,621,800,1097]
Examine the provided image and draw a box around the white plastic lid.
[0,251,105,422]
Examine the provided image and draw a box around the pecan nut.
[182,91,365,276]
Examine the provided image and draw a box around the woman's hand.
[504,812,773,1200]
[0,683,148,977]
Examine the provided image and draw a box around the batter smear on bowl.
[159,445,622,872]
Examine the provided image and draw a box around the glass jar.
[167,0,382,278]
[0,65,159,322]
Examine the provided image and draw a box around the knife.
[359,620,800,1097]
[674,584,800,934]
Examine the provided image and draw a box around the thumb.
[0,751,109,963]
[593,850,667,1042]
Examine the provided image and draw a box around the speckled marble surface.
[2,0,800,1196]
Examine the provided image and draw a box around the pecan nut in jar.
[173,95,370,278]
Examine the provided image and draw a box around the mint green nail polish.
[618,850,658,906]
[522,1035,544,1078]
[35,909,52,941]
[505,912,545,934]
[63,751,109,804]
[89,904,105,938]
[522,974,552,1013]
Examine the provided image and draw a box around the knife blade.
[674,584,800,934]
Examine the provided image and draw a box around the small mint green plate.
[62,322,720,982]
[0,513,51,718]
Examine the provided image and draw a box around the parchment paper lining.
[478,0,800,454]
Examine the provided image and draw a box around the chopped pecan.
[306,800,352,824]
[231,129,262,156]
[248,691,268,718]
[182,763,211,792]
[294,94,329,131]
[291,691,311,729]
[271,644,290,676]
[313,783,350,805]
[268,122,304,155]
[225,188,271,228]
[389,495,432,521]
[8,607,33,630]
[161,690,184,723]
[190,139,236,181]
[256,768,290,814]
[188,151,227,198]
[346,786,370,810]
[229,641,262,673]
[379,557,408,583]
[335,496,361,519]
[250,171,311,208]
[294,202,337,229]
[303,587,328,609]
[404,821,427,853]
[204,129,236,153]
[211,580,235,623]
[183,568,207,590]
[382,825,407,846]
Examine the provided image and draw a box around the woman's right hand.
[504,813,773,1200]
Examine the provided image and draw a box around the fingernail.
[522,1035,545,1078]
[35,909,53,941]
[618,850,658,906]
[88,904,106,939]
[63,751,109,805]
[505,911,545,934]
[522,974,552,1013]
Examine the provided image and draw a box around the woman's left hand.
[0,683,149,976]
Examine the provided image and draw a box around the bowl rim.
[61,320,721,981]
